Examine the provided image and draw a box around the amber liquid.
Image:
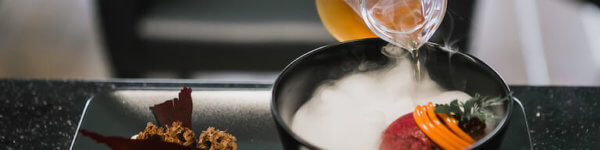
[316,0,377,42]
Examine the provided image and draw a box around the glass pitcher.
[316,0,446,51]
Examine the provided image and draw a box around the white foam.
[291,53,471,150]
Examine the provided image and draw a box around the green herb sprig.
[433,94,509,122]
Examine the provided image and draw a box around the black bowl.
[271,38,513,149]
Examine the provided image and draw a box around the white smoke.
[291,45,471,150]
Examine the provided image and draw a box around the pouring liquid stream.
[362,0,425,81]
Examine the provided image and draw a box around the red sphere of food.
[380,113,440,150]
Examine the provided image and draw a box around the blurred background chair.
[96,0,476,79]
[97,0,335,80]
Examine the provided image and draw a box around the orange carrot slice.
[426,103,472,148]
[414,105,457,150]
[421,105,465,149]
[438,113,475,143]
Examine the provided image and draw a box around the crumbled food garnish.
[137,122,165,141]
[136,122,197,147]
[198,127,237,150]
[164,122,197,147]
[134,122,237,150]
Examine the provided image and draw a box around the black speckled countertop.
[0,79,598,149]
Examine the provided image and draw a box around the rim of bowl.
[271,38,514,149]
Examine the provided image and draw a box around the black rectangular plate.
[70,86,283,150]
[70,86,531,150]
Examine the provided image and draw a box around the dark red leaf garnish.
[150,87,193,128]
[79,130,199,150]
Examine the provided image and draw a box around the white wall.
[0,0,111,79]
[470,0,600,85]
